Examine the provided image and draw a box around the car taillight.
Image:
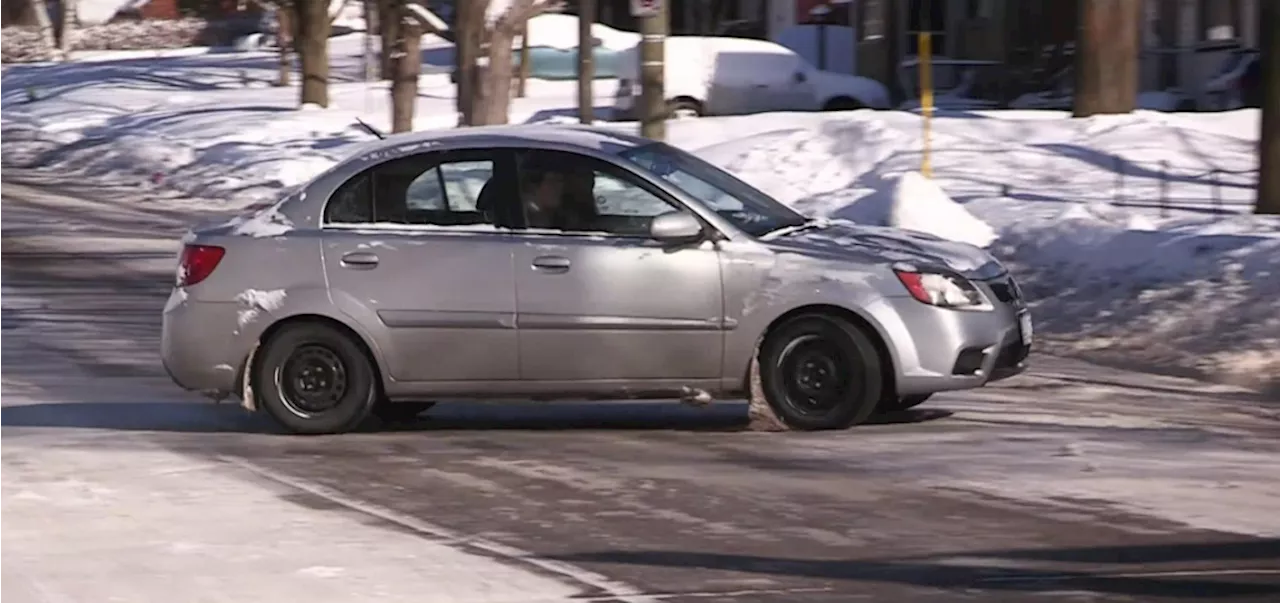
[177,244,225,287]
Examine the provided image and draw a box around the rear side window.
[324,151,509,227]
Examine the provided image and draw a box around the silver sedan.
[161,124,1031,434]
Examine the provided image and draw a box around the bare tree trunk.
[391,3,423,133]
[57,0,75,61]
[1257,0,1280,215]
[376,0,399,79]
[30,0,60,60]
[471,0,560,125]
[454,0,483,125]
[361,0,376,81]
[295,0,332,107]
[475,23,517,125]
[277,4,293,87]
[1073,0,1141,117]
[515,22,530,98]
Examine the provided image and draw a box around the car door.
[320,147,523,383]
[510,149,725,383]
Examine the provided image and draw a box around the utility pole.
[577,0,596,123]
[1258,0,1280,215]
[634,0,666,141]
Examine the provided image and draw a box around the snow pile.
[997,205,1280,391]
[1,35,620,205]
[889,171,997,248]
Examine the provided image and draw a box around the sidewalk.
[2,405,585,603]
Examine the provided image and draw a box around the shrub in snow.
[889,171,997,248]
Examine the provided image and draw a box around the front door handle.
[341,251,379,269]
[532,255,570,273]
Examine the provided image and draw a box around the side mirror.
[649,211,704,244]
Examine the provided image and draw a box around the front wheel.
[756,314,884,430]
[255,322,379,435]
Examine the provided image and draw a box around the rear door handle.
[341,251,379,269]
[532,255,570,273]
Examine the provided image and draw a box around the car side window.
[325,152,504,227]
[406,160,493,212]
[515,149,682,238]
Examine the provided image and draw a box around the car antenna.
[354,117,386,140]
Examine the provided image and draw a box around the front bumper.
[877,277,1031,396]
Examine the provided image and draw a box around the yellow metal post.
[918,31,933,178]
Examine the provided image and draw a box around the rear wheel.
[756,314,884,430]
[255,322,378,435]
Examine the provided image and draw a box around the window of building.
[904,0,948,56]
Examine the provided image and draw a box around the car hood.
[760,220,1004,279]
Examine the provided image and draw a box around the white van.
[611,36,890,120]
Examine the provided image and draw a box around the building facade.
[761,0,1261,101]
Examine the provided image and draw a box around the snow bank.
[889,171,996,248]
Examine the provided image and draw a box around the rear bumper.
[161,289,246,398]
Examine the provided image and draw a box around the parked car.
[162,124,1031,435]
[612,36,891,119]
[1203,48,1260,110]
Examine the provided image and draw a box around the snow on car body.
[161,123,1030,435]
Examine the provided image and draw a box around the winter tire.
[255,322,379,435]
[757,314,884,430]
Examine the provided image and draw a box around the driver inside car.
[519,158,598,231]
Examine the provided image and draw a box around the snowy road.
[3,175,1279,602]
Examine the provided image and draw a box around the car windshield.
[618,142,808,237]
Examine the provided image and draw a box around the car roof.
[352,123,656,158]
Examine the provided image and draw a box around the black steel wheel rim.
[277,344,349,416]
[776,333,856,415]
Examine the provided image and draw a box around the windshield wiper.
[759,218,828,241]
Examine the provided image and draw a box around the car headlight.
[893,264,993,311]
